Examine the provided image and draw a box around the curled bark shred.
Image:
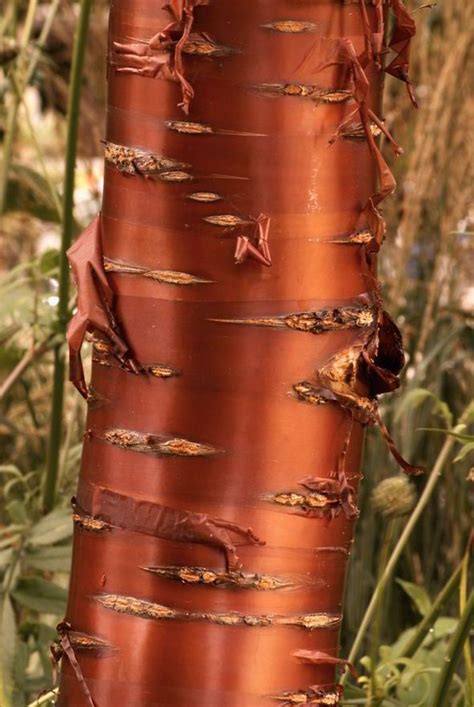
[386,0,418,107]
[67,214,139,398]
[300,310,423,475]
[77,484,264,572]
[234,213,272,267]
[294,649,358,679]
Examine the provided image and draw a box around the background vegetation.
[0,1,472,705]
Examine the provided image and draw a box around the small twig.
[0,339,51,400]
[28,688,58,707]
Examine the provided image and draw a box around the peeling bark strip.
[103,257,212,286]
[103,428,219,457]
[262,21,318,34]
[77,484,263,571]
[66,214,139,398]
[270,684,343,705]
[210,300,374,334]
[253,83,352,103]
[294,649,358,679]
[142,565,294,591]
[103,141,189,176]
[95,594,341,630]
[72,511,111,533]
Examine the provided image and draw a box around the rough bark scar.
[269,684,344,705]
[109,1,226,113]
[103,257,213,286]
[66,631,116,655]
[294,649,358,679]
[103,428,220,457]
[103,141,190,177]
[77,484,264,572]
[253,83,352,103]
[340,121,381,140]
[187,191,222,202]
[293,311,423,476]
[94,594,341,630]
[166,119,214,134]
[88,333,180,380]
[142,565,295,591]
[264,473,358,520]
[209,297,374,333]
[66,214,139,398]
[261,21,318,34]
[50,622,96,707]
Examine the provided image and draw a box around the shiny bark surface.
[58,1,416,705]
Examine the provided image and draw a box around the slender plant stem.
[43,0,93,512]
[0,0,61,213]
[402,561,463,658]
[0,339,52,400]
[368,520,396,705]
[28,688,58,707]
[432,590,474,707]
[342,434,456,682]
[460,543,474,704]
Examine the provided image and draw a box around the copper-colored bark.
[59,1,416,705]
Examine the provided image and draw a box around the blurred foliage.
[0,0,473,705]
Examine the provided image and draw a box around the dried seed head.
[166,120,214,135]
[371,476,416,518]
[187,192,222,202]
[262,20,317,33]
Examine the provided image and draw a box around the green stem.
[43,0,93,512]
[368,520,397,705]
[27,688,58,707]
[342,434,455,683]
[460,545,474,705]
[402,561,463,658]
[432,590,474,707]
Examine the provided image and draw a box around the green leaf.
[39,249,59,275]
[12,577,67,616]
[23,545,72,573]
[0,594,17,707]
[453,442,474,463]
[5,164,60,223]
[28,509,73,547]
[395,388,453,427]
[397,579,432,617]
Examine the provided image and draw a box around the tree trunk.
[58,1,417,705]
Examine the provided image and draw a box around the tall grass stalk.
[342,433,457,682]
[43,0,93,512]
[432,590,474,707]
